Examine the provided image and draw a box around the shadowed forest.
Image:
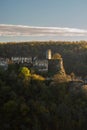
[0,41,87,129]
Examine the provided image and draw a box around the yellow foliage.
[31,74,45,81]
[52,53,62,59]
[19,67,31,78]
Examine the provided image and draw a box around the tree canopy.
[52,53,62,59]
[19,67,31,78]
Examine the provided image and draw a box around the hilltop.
[0,41,87,76]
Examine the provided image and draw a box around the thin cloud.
[0,24,87,37]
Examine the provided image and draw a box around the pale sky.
[0,0,87,42]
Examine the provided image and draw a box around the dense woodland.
[0,41,87,76]
[0,65,87,130]
[0,41,87,129]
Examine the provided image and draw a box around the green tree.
[18,67,31,87]
[19,67,31,78]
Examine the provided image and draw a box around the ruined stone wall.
[48,58,66,76]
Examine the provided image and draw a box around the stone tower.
[46,49,52,60]
[48,53,66,76]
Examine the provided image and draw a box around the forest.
[0,64,87,130]
[0,40,87,76]
[0,41,87,129]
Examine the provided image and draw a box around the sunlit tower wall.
[46,49,52,59]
